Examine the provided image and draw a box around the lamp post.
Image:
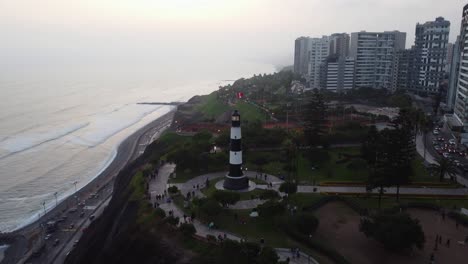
[73,181,78,192]
[42,201,46,215]
[54,192,58,206]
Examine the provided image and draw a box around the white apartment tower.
[307,36,330,88]
[350,31,406,89]
[413,17,450,93]
[454,5,468,129]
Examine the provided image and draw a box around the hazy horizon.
[0,0,464,77]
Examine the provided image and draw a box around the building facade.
[392,48,417,91]
[320,56,355,92]
[329,33,350,57]
[454,5,468,129]
[447,36,460,110]
[307,36,330,88]
[294,37,312,76]
[413,17,450,94]
[350,31,406,89]
[446,42,454,73]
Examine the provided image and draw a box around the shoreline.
[0,109,175,264]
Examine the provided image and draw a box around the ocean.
[0,62,275,232]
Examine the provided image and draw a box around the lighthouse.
[223,110,249,190]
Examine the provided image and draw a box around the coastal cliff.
[65,119,193,264]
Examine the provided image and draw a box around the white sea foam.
[72,104,164,147]
[0,122,90,155]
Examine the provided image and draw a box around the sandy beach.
[0,109,175,264]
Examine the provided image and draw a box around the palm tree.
[429,157,458,182]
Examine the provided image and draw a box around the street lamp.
[73,181,78,192]
[54,192,58,206]
[42,201,46,215]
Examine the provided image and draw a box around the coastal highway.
[17,111,174,264]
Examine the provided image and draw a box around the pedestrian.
[196,184,199,189]
[446,239,450,247]
[264,174,267,181]
[223,233,227,240]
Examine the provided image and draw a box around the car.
[434,145,442,151]
[432,140,438,145]
[68,208,78,213]
[459,151,466,157]
[437,137,445,142]
[79,211,85,218]
[433,130,440,135]
[69,223,75,229]
[44,234,52,240]
[449,139,456,145]
[443,152,450,158]
[454,160,462,167]
[89,214,95,221]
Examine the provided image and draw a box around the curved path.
[148,166,317,264]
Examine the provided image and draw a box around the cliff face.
[66,137,192,264]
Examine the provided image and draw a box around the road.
[22,113,173,264]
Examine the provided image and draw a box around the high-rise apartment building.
[446,42,454,73]
[294,37,312,76]
[447,37,460,110]
[392,48,417,91]
[307,36,330,88]
[413,17,450,93]
[329,33,350,57]
[350,31,406,89]
[454,5,468,129]
[320,56,355,92]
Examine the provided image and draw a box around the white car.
[449,139,456,145]
[433,130,440,135]
[443,152,450,158]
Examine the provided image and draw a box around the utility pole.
[54,192,58,206]
[42,201,46,215]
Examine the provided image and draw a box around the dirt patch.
[313,202,468,264]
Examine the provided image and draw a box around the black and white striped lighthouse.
[223,110,249,190]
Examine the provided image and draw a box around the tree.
[429,157,458,182]
[199,198,222,217]
[257,200,285,217]
[279,182,297,194]
[257,247,279,264]
[360,212,425,252]
[361,125,380,167]
[302,89,328,146]
[179,223,196,237]
[212,190,240,205]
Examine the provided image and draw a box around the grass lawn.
[297,147,368,184]
[234,101,267,123]
[196,92,230,119]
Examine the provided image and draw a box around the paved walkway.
[299,185,468,196]
[149,165,315,264]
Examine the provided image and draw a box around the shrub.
[259,190,280,200]
[164,216,180,226]
[199,198,222,217]
[179,223,196,237]
[168,185,179,194]
[212,190,241,205]
[154,208,166,218]
[279,182,297,194]
[257,200,285,217]
[360,212,425,251]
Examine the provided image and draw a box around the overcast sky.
[0,0,465,69]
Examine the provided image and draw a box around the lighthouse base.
[223,174,249,190]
